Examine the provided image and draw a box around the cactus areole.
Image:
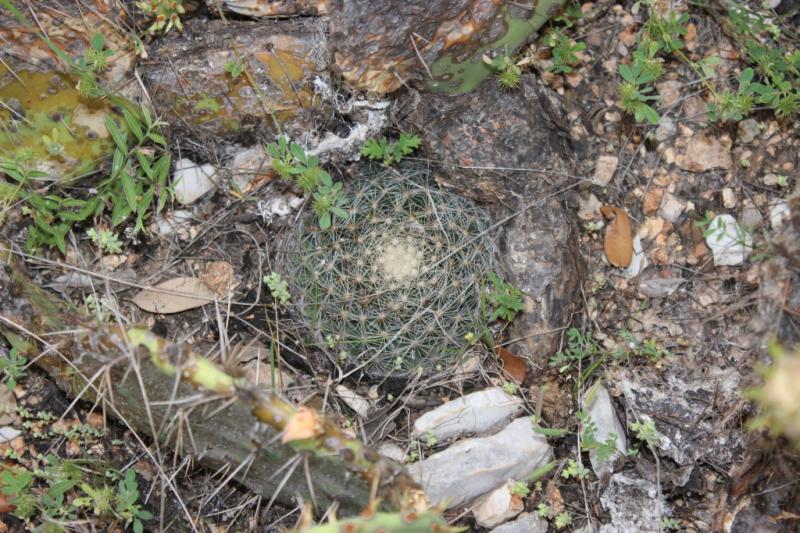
[289,165,496,381]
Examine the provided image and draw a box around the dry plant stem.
[0,243,426,515]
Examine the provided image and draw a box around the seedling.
[361,133,422,166]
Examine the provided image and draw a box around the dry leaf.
[281,406,323,443]
[496,346,527,384]
[601,206,633,267]
[132,277,215,314]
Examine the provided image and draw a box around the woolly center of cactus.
[375,238,423,282]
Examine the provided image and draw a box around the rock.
[230,145,272,192]
[705,214,753,266]
[675,135,732,172]
[579,193,603,220]
[593,155,619,187]
[378,442,406,462]
[491,512,549,533]
[722,187,737,209]
[584,383,627,479]
[150,210,194,237]
[769,201,790,229]
[643,188,664,215]
[400,74,581,371]
[682,96,708,124]
[654,116,676,142]
[619,367,744,465]
[659,192,684,223]
[657,80,682,107]
[763,173,783,186]
[336,384,371,418]
[741,200,764,229]
[173,159,217,205]
[599,473,667,532]
[625,236,648,278]
[738,118,760,144]
[408,417,552,508]
[256,195,304,224]
[638,276,683,298]
[329,1,559,94]
[0,426,21,443]
[142,16,329,140]
[472,484,524,528]
[412,387,524,441]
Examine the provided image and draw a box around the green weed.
[360,133,422,166]
[485,272,525,322]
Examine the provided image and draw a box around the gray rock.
[472,484,523,528]
[173,158,217,205]
[654,116,676,142]
[619,367,744,465]
[625,236,648,279]
[592,155,619,187]
[408,417,552,508]
[638,276,683,298]
[584,383,627,479]
[412,387,523,441]
[599,472,668,532]
[741,200,764,229]
[377,442,406,462]
[737,118,760,144]
[659,192,685,223]
[491,512,549,533]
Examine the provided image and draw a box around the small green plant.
[486,272,524,322]
[74,469,153,533]
[561,458,590,480]
[618,59,661,124]
[614,330,670,360]
[424,431,438,447]
[263,272,291,306]
[360,133,422,166]
[630,418,661,448]
[87,228,123,254]
[546,32,586,74]
[74,32,115,98]
[224,59,244,79]
[510,480,530,498]
[502,381,519,395]
[549,327,601,373]
[136,0,186,34]
[485,51,522,89]
[661,517,682,530]
[0,346,27,390]
[537,502,551,518]
[555,511,573,529]
[577,410,618,462]
[266,136,347,229]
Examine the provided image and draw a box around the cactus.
[287,164,496,380]
[426,0,567,95]
[296,510,465,533]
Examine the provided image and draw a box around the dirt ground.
[1,0,799,531]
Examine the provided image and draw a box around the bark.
[0,243,425,515]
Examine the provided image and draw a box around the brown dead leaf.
[132,277,216,314]
[281,406,323,443]
[0,492,14,514]
[545,480,565,514]
[496,346,527,384]
[601,206,633,267]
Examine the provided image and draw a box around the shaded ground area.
[1,0,799,531]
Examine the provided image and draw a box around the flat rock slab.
[142,16,328,141]
[599,473,667,533]
[491,512,549,533]
[412,387,523,441]
[583,383,627,480]
[408,417,552,508]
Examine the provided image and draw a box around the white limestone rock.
[412,387,524,441]
[408,417,552,509]
[583,383,628,479]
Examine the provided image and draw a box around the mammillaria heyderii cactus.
[289,164,496,380]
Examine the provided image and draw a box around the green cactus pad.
[426,0,567,95]
[289,164,496,380]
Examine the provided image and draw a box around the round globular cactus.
[288,164,496,380]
